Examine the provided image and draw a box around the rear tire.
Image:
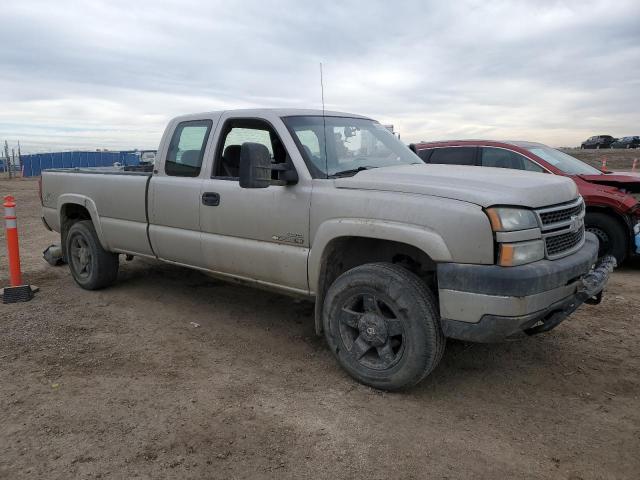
[585,212,627,265]
[66,220,119,290]
[323,263,445,391]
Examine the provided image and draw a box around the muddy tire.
[66,220,119,290]
[323,263,445,391]
[585,212,627,265]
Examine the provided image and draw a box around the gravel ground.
[1,178,639,479]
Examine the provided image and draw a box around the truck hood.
[334,164,578,208]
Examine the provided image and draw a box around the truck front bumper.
[437,233,615,342]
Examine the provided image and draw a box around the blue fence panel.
[26,155,35,176]
[30,155,38,177]
[120,152,140,166]
[52,152,62,169]
[19,151,144,176]
[22,156,31,176]
[41,154,52,172]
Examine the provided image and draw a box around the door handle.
[202,192,220,206]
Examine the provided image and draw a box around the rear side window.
[480,147,544,172]
[165,120,213,177]
[429,147,477,166]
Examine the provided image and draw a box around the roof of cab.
[171,108,373,123]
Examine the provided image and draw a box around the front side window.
[283,116,420,178]
[165,120,212,177]
[213,119,289,178]
[224,128,273,156]
[481,147,544,172]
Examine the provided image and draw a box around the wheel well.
[585,206,631,236]
[314,237,437,334]
[60,203,92,250]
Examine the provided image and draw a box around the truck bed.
[41,168,154,257]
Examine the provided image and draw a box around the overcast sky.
[1,0,638,153]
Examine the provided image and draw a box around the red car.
[410,140,640,264]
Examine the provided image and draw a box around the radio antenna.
[320,62,329,178]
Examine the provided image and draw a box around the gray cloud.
[1,0,638,152]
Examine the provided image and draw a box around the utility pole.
[4,140,12,179]
[11,148,15,168]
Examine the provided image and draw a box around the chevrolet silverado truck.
[40,109,615,390]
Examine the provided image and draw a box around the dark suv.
[611,136,640,149]
[410,140,640,265]
[581,135,616,149]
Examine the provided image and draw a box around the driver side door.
[199,114,312,294]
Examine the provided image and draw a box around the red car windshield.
[526,146,602,175]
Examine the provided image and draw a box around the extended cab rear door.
[148,114,220,266]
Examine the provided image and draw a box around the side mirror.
[239,142,272,188]
[271,158,299,185]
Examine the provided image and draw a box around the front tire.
[66,220,119,290]
[323,263,445,391]
[585,212,627,265]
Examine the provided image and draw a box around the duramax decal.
[272,233,304,244]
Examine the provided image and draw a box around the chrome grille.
[539,201,584,226]
[535,197,586,259]
[545,229,584,256]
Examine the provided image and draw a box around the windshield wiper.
[329,166,378,178]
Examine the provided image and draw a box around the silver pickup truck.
[41,109,614,390]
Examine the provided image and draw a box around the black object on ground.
[43,244,66,266]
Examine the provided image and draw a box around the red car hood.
[578,173,640,192]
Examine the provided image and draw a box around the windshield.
[526,146,602,175]
[282,116,420,177]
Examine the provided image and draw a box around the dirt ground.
[1,177,639,480]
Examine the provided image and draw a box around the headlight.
[498,240,545,267]
[486,207,538,232]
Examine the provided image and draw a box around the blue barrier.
[20,151,141,177]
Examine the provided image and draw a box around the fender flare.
[57,194,109,249]
[308,218,452,294]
